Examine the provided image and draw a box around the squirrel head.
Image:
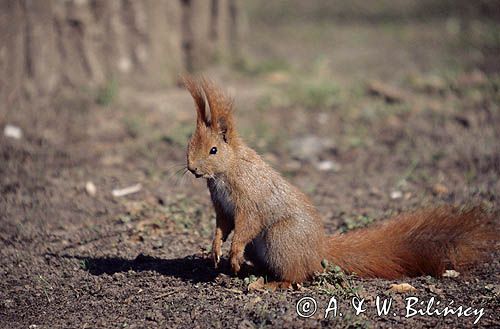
[183,76,238,179]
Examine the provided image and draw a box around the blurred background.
[1,0,499,99]
[1,1,499,327]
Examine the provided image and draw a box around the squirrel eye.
[210,147,217,155]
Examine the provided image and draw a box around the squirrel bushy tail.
[326,206,496,279]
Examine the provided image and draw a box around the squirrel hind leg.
[262,281,292,291]
[259,219,325,283]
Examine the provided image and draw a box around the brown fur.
[182,76,497,284]
[327,206,494,279]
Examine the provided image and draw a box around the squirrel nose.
[188,166,202,178]
[188,167,197,174]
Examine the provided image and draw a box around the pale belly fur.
[209,178,268,266]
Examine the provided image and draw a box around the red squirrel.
[183,76,496,286]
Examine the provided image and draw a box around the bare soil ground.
[1,13,499,329]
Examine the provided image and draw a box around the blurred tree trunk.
[0,0,241,108]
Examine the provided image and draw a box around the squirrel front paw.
[211,238,222,268]
[229,250,244,275]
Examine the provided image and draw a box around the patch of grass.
[233,57,291,76]
[116,197,212,238]
[287,79,340,110]
[458,20,500,49]
[303,182,317,195]
[161,195,212,237]
[346,135,365,149]
[339,215,374,233]
[338,314,372,329]
[123,116,145,138]
[240,104,288,153]
[255,92,290,110]
[431,150,446,163]
[254,122,283,153]
[312,261,358,298]
[161,122,193,146]
[465,168,477,185]
[381,21,410,41]
[54,90,93,114]
[250,303,273,328]
[396,159,420,187]
[243,274,260,285]
[36,275,53,303]
[79,259,90,270]
[96,79,118,106]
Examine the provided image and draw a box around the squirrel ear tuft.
[218,117,229,143]
[182,75,207,125]
[200,78,235,142]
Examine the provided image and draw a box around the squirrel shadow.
[51,253,226,283]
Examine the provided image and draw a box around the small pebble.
[316,160,341,172]
[112,183,142,197]
[390,190,403,199]
[3,124,23,139]
[85,181,97,196]
[389,283,417,293]
[433,183,449,195]
[442,269,460,278]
